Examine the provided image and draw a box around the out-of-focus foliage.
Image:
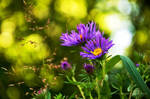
[0,0,150,98]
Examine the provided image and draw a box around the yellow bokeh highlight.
[45,22,62,38]
[35,0,51,5]
[1,19,16,33]
[33,0,51,19]
[95,12,123,33]
[0,0,12,8]
[33,4,49,19]
[55,0,87,19]
[12,12,25,27]
[136,30,148,46]
[0,12,25,48]
[0,19,15,48]
[0,32,14,48]
[5,34,50,64]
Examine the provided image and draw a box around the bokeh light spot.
[55,0,87,19]
[136,31,148,46]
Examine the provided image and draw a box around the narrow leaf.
[120,55,150,98]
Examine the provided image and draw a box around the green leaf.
[54,93,65,99]
[111,90,119,95]
[69,92,76,99]
[120,55,150,98]
[106,55,121,73]
[111,83,120,90]
[45,91,51,99]
[132,88,143,97]
[107,55,150,98]
[127,84,135,92]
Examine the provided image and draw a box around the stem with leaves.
[72,76,86,99]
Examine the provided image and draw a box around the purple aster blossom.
[136,64,140,67]
[60,21,100,46]
[84,64,95,74]
[80,32,114,59]
[61,61,71,70]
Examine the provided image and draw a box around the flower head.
[60,21,99,46]
[80,33,114,59]
[84,64,95,74]
[61,61,71,70]
[136,64,140,67]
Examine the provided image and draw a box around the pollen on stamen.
[80,35,83,39]
[91,48,102,56]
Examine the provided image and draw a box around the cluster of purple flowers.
[60,21,114,73]
[61,61,94,74]
[60,21,114,59]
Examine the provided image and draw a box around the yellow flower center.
[80,35,83,39]
[91,48,102,56]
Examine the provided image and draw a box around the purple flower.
[61,61,71,70]
[84,64,95,74]
[136,64,140,67]
[80,33,114,59]
[60,21,100,46]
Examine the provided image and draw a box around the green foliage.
[132,88,144,98]
[105,55,150,98]
[106,55,121,73]
[120,55,150,98]
[0,0,150,98]
[101,80,111,99]
[54,93,65,99]
[45,91,51,99]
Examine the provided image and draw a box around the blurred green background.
[0,0,150,99]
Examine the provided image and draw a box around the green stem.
[72,76,86,99]
[89,91,93,99]
[102,60,106,80]
[96,77,101,99]
[95,60,106,99]
[120,86,124,99]
[128,81,133,99]
[129,90,133,99]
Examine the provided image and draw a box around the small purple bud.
[84,64,95,74]
[61,61,71,70]
[136,64,140,67]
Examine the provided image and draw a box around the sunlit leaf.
[106,55,121,73]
